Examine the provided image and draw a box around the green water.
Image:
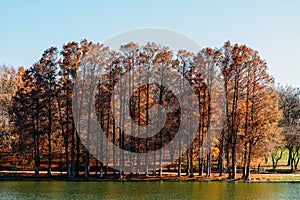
[0,181,299,200]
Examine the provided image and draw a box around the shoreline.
[1,172,300,183]
[1,178,300,183]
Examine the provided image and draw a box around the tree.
[217,42,281,179]
[75,41,110,178]
[0,66,22,168]
[277,86,300,170]
[195,47,221,177]
[271,147,283,171]
[30,47,60,176]
[12,68,40,175]
[59,41,88,177]
[0,66,19,147]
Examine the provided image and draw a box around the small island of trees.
[0,40,299,181]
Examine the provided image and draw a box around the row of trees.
[0,40,299,180]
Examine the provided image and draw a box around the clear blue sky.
[1,0,299,86]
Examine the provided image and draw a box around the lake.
[0,181,299,199]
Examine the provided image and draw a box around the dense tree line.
[0,40,299,180]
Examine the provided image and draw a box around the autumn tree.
[0,66,22,168]
[58,40,90,177]
[29,47,61,176]
[278,85,300,170]
[0,66,19,148]
[216,41,281,179]
[12,68,41,175]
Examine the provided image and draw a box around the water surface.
[0,181,299,199]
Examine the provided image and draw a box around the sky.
[1,0,299,86]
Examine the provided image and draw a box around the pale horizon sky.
[1,0,299,86]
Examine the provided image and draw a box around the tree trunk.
[198,90,202,176]
[76,134,80,177]
[206,152,211,177]
[84,150,89,178]
[178,158,181,176]
[47,97,52,177]
[186,151,189,176]
[206,89,211,177]
[231,144,236,179]
[245,141,253,180]
[199,158,204,176]
[242,142,248,179]
[189,147,194,178]
[34,97,40,176]
[218,131,224,176]
[66,89,71,177]
[287,148,292,166]
[71,121,75,177]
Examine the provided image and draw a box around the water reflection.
[0,181,299,200]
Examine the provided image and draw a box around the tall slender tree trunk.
[200,88,206,176]
[242,142,248,179]
[198,90,202,176]
[71,121,75,177]
[226,143,231,178]
[84,83,94,178]
[47,97,52,177]
[231,71,239,179]
[245,141,253,180]
[35,97,40,176]
[186,150,190,176]
[287,148,292,166]
[218,129,224,176]
[66,88,71,177]
[76,134,80,177]
[189,146,194,178]
[231,140,237,179]
[136,85,141,176]
[242,69,251,179]
[206,89,211,177]
[158,73,163,177]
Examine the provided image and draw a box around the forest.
[0,39,299,181]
